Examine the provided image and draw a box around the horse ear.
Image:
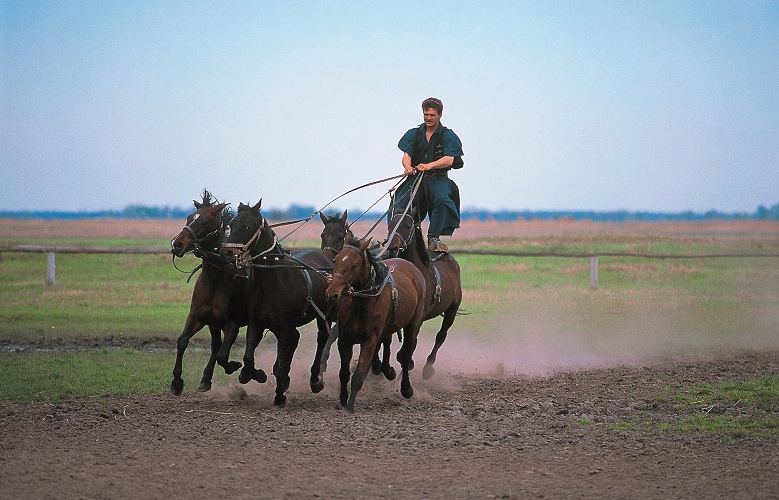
[341,210,348,224]
[214,202,228,212]
[194,200,203,209]
[252,199,262,212]
[359,238,372,251]
[320,212,328,224]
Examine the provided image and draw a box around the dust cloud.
[418,305,779,378]
[206,303,779,402]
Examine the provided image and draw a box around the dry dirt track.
[2,350,778,500]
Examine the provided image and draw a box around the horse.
[319,211,396,381]
[319,210,352,261]
[169,193,247,395]
[386,208,462,379]
[220,200,333,406]
[326,237,427,412]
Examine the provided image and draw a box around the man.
[394,97,464,252]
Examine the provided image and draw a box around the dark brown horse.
[326,237,427,412]
[169,195,246,395]
[386,208,462,379]
[319,212,395,380]
[319,210,352,261]
[220,200,333,406]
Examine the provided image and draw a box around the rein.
[374,172,425,259]
[276,173,407,243]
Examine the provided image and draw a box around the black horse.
[220,200,333,406]
[169,192,246,394]
[386,208,462,379]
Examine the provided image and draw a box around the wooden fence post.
[47,252,56,286]
[589,256,598,289]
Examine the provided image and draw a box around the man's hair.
[421,97,443,115]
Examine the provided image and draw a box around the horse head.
[326,237,372,303]
[386,207,417,258]
[171,199,229,258]
[320,210,352,261]
[220,199,269,268]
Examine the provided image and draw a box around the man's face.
[423,108,441,129]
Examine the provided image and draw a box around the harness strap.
[432,264,442,304]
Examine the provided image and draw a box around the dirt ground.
[2,218,778,498]
[0,350,777,499]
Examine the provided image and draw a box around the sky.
[1,0,778,214]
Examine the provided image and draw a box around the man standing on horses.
[394,97,464,253]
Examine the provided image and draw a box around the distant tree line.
[2,203,778,221]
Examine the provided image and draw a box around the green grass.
[0,250,195,339]
[0,348,231,403]
[657,374,779,440]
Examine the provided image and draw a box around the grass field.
[1,218,778,404]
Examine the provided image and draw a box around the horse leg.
[423,305,458,380]
[346,335,380,413]
[310,318,330,393]
[216,322,242,375]
[380,336,396,381]
[370,342,383,375]
[171,314,204,395]
[197,325,222,392]
[319,322,339,375]
[337,338,353,410]
[398,325,420,399]
[272,328,300,407]
[238,321,268,385]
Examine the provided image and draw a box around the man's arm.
[416,156,454,172]
[402,152,414,174]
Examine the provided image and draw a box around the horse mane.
[198,189,233,227]
[323,212,346,224]
[345,235,381,266]
[200,189,215,207]
[412,224,431,266]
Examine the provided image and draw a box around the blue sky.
[2,0,777,213]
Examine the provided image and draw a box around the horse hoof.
[238,370,252,384]
[197,382,212,393]
[384,367,397,381]
[401,384,414,399]
[224,361,242,375]
[422,363,435,380]
[371,364,382,375]
[274,394,287,407]
[310,378,325,394]
[170,380,184,396]
[254,369,268,384]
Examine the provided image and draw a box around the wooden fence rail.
[1,245,777,288]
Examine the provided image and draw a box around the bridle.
[221,216,279,269]
[387,212,415,254]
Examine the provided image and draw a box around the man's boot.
[427,235,448,252]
